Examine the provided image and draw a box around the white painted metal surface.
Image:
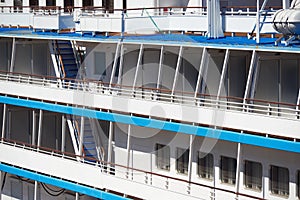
[33,15,75,31]
[0,73,298,140]
[0,142,202,200]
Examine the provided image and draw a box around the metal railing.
[0,5,280,17]
[0,6,73,15]
[0,138,265,200]
[0,71,298,120]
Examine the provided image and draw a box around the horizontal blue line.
[0,95,300,153]
[0,163,129,200]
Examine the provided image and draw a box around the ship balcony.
[0,6,277,35]
[0,71,299,141]
[0,138,268,200]
[77,6,277,35]
[0,6,75,31]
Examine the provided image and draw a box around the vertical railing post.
[256,0,260,44]
[107,121,113,172]
[61,115,66,153]
[32,110,36,145]
[126,123,132,179]
[121,10,125,38]
[37,110,43,150]
[1,104,7,141]
[78,116,85,157]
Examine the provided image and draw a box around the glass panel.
[270,165,289,196]
[176,148,189,174]
[198,153,214,180]
[155,144,170,171]
[244,160,262,190]
[220,156,237,185]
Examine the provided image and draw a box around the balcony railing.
[0,71,298,120]
[0,138,265,200]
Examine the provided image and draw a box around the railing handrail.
[0,5,281,15]
[54,41,66,78]
[0,137,265,200]
[0,70,297,109]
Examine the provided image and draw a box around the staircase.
[50,41,103,161]
[67,116,105,162]
[83,118,100,161]
[50,40,79,79]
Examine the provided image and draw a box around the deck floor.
[0,27,299,52]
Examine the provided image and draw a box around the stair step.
[57,41,72,45]
[84,142,96,145]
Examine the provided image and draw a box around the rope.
[144,9,161,32]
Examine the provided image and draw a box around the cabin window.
[155,144,170,171]
[244,160,262,191]
[0,0,5,3]
[14,0,22,7]
[46,0,56,6]
[220,156,237,185]
[176,148,189,174]
[83,0,93,7]
[94,52,107,76]
[29,0,38,6]
[197,153,214,180]
[270,165,289,197]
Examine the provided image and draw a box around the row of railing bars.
[0,5,280,17]
[0,71,298,120]
[0,138,266,200]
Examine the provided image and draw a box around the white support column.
[126,123,132,178]
[107,121,113,164]
[132,44,144,91]
[156,46,164,90]
[78,116,85,157]
[249,59,260,99]
[256,0,260,44]
[1,104,7,140]
[117,44,124,86]
[295,89,300,118]
[283,0,290,9]
[37,110,43,149]
[171,46,183,96]
[217,49,230,100]
[32,110,36,145]
[207,0,224,38]
[235,141,242,198]
[34,110,40,200]
[187,134,195,183]
[34,181,40,200]
[61,115,66,152]
[110,41,121,87]
[243,50,257,104]
[194,48,207,99]
[200,51,210,95]
[10,38,16,72]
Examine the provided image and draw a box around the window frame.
[176,147,189,175]
[197,152,214,180]
[220,156,237,185]
[244,160,262,191]
[155,143,170,171]
[270,165,289,197]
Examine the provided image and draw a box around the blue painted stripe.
[0,95,300,153]
[0,163,129,200]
